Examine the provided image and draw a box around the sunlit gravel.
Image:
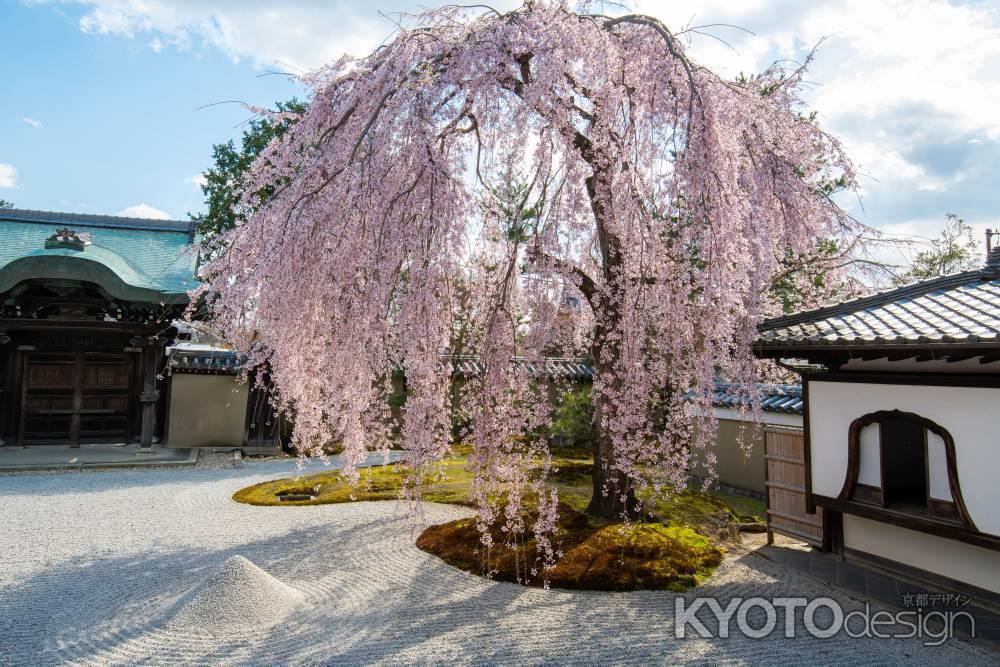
[0,456,995,666]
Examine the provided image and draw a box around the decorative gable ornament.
[988,246,1000,269]
[986,229,1000,269]
[44,228,89,251]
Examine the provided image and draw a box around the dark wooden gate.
[20,352,132,446]
[764,427,824,547]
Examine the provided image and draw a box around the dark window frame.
[838,409,976,531]
[879,417,927,511]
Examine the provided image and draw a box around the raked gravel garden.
[1,456,997,667]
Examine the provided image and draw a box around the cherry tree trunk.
[586,392,641,520]
[584,300,641,521]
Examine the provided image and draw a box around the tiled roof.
[713,383,804,415]
[0,208,195,232]
[168,345,802,414]
[0,209,199,300]
[168,343,242,374]
[167,350,599,379]
[756,259,1000,350]
[448,356,596,380]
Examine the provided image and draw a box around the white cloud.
[49,0,420,71]
[29,1,1000,233]
[45,1,1000,133]
[635,0,1000,229]
[21,117,43,129]
[185,173,208,188]
[117,203,173,219]
[0,164,18,189]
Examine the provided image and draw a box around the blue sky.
[1,1,302,219]
[3,0,1000,257]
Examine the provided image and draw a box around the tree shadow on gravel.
[2,505,993,667]
[0,453,397,499]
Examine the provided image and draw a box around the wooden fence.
[764,427,824,547]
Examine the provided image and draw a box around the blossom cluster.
[198,2,855,559]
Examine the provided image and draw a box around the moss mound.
[232,458,474,507]
[234,467,398,506]
[233,452,746,591]
[416,503,724,592]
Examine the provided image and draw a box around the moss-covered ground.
[415,502,724,591]
[232,449,476,507]
[233,446,763,592]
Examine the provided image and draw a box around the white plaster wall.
[844,514,1000,594]
[808,380,1000,536]
[857,423,880,487]
[927,432,952,501]
[167,375,248,448]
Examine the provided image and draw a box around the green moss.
[549,523,723,592]
[652,489,738,537]
[416,504,724,591]
[231,453,476,507]
[709,490,766,524]
[232,450,747,591]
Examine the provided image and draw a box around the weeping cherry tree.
[199,2,857,544]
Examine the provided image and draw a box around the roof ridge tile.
[0,208,195,233]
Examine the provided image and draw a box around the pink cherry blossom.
[196,2,856,565]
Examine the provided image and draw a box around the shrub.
[548,387,593,449]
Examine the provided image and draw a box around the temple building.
[0,208,198,450]
[0,208,279,455]
[755,240,1000,599]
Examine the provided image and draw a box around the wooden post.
[138,339,159,452]
[0,332,9,445]
[70,351,82,448]
[764,426,774,545]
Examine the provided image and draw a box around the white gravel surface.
[0,456,996,666]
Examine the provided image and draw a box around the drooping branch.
[202,1,861,536]
[600,14,704,115]
[525,247,598,309]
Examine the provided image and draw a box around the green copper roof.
[0,209,200,304]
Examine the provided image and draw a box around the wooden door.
[20,353,132,445]
[78,355,132,444]
[764,428,824,547]
[20,354,76,444]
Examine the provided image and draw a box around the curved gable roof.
[0,209,200,302]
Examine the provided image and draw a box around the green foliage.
[548,387,593,449]
[0,199,13,209]
[483,176,543,243]
[769,238,850,314]
[191,99,306,255]
[895,213,981,285]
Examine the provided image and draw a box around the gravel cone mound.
[167,555,305,635]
